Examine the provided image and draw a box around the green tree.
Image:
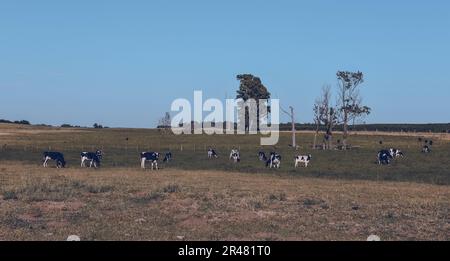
[236,74,271,132]
[336,71,371,149]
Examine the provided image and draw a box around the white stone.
[67,235,81,241]
[367,235,381,241]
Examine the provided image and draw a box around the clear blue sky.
[1,0,449,128]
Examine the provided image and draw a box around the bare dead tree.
[313,85,337,150]
[157,112,172,134]
[281,106,296,149]
[321,86,337,150]
[312,98,321,150]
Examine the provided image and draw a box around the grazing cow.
[295,155,312,168]
[140,152,160,170]
[81,150,103,168]
[43,152,66,168]
[389,148,404,158]
[207,148,218,159]
[422,145,431,153]
[163,152,173,162]
[229,149,240,163]
[266,152,281,168]
[258,151,267,162]
[377,150,393,165]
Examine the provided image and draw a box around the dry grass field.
[0,123,449,240]
[0,163,448,241]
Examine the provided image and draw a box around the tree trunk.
[325,116,334,150]
[290,107,296,149]
[313,131,318,150]
[328,133,333,150]
[342,111,348,149]
[313,122,319,150]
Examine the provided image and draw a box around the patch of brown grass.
[0,162,448,241]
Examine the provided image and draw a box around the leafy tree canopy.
[236,74,271,101]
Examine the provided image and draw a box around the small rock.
[176,236,185,240]
[135,218,146,223]
[67,235,81,241]
[367,235,381,241]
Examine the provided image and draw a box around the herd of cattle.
[41,148,312,170]
[40,143,432,169]
[376,144,433,165]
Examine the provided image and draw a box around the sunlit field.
[1,124,449,184]
[0,124,449,240]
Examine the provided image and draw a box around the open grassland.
[0,163,449,241]
[0,123,449,185]
[0,124,449,240]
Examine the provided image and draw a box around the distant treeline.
[0,119,31,125]
[58,123,108,128]
[162,122,450,133]
[279,123,450,133]
[0,119,106,129]
[2,119,449,133]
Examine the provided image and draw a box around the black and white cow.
[389,148,404,158]
[208,148,218,159]
[229,149,240,163]
[295,155,311,168]
[377,150,393,165]
[140,152,160,170]
[258,151,267,162]
[43,152,66,168]
[163,152,173,162]
[81,150,103,168]
[422,145,431,153]
[266,152,281,168]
